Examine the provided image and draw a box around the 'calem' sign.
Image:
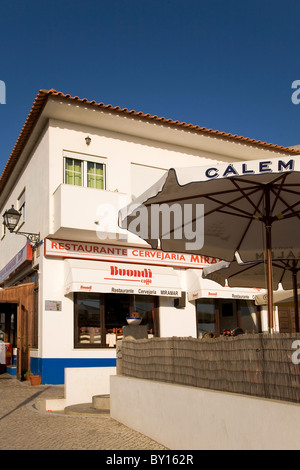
[204,159,295,179]
[0,81,6,104]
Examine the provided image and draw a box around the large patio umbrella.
[202,256,300,331]
[119,156,300,332]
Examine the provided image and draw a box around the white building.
[0,89,298,384]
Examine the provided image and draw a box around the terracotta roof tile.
[1,88,299,197]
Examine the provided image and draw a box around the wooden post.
[265,188,274,333]
[215,299,220,336]
[293,267,299,333]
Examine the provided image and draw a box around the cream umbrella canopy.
[255,289,300,306]
[202,256,300,331]
[119,156,300,332]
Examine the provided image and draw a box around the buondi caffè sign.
[45,238,221,268]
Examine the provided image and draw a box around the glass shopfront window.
[196,298,258,337]
[132,295,156,336]
[240,300,258,332]
[74,293,159,348]
[196,299,216,337]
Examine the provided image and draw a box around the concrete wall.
[110,375,300,450]
[38,366,116,411]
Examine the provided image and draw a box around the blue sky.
[0,0,299,175]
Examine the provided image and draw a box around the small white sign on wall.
[45,300,62,311]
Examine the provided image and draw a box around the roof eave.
[1,88,299,199]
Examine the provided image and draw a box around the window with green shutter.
[87,162,104,189]
[65,158,82,186]
[64,155,105,189]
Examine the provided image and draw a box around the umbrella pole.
[292,268,299,333]
[265,189,274,333]
[266,225,274,333]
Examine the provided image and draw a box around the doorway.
[0,303,18,372]
[219,300,237,332]
[0,283,36,379]
[278,306,295,332]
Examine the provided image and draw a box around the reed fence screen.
[120,334,300,403]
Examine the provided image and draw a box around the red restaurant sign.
[45,238,221,268]
[0,244,32,283]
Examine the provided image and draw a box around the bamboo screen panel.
[120,334,300,403]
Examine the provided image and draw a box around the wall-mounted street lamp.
[85,135,91,146]
[3,205,40,247]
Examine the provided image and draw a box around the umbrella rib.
[146,185,263,219]
[275,260,300,285]
[227,263,262,280]
[235,191,265,253]
[229,179,264,216]
[270,174,288,214]
[203,186,263,219]
[215,209,255,219]
[163,185,265,239]
[144,185,261,207]
[270,188,300,221]
[276,186,300,194]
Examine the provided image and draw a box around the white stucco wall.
[0,127,50,269]
[47,118,229,202]
[111,375,300,450]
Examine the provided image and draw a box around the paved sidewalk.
[0,374,168,450]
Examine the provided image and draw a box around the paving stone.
[0,373,168,450]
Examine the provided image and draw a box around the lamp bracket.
[17,231,40,247]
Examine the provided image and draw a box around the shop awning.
[255,289,300,306]
[64,259,182,297]
[186,269,262,302]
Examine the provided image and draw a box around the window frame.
[74,292,105,349]
[64,157,83,186]
[74,292,159,349]
[17,188,26,230]
[1,221,6,240]
[63,152,106,190]
[195,298,258,337]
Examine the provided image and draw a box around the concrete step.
[64,394,110,416]
[64,403,110,416]
[92,394,110,410]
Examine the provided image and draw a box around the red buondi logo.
[108,266,153,285]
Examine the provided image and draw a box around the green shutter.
[87,162,104,189]
[65,158,82,186]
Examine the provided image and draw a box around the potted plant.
[24,370,33,381]
[126,311,142,325]
[29,374,42,386]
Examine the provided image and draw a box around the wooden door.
[0,283,35,379]
[278,306,295,333]
[16,304,31,379]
